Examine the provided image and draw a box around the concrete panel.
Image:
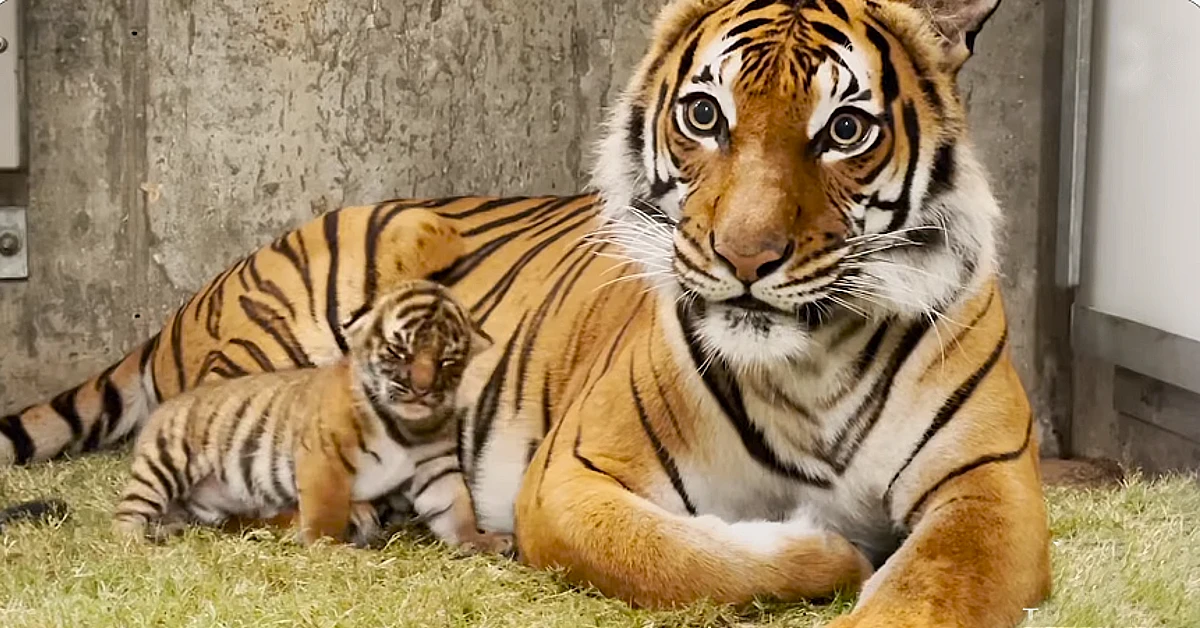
[0,0,147,407]
[0,0,1067,455]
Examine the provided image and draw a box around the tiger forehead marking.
[596,0,994,369]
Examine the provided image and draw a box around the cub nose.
[408,359,436,395]
[712,237,792,283]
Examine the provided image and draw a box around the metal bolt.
[0,37,8,54]
[0,231,21,258]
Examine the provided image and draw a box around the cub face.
[348,281,493,420]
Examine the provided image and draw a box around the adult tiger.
[1,0,1050,625]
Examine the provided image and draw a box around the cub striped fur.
[112,280,507,552]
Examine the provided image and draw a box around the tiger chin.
[112,280,509,554]
[6,1,1050,626]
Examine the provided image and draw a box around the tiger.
[111,280,509,553]
[0,0,1050,625]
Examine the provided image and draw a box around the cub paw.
[459,531,515,557]
[347,502,383,548]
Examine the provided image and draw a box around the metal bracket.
[1055,0,1094,289]
[0,0,23,171]
[0,206,28,279]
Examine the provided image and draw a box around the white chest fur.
[352,436,417,502]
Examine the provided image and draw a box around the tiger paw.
[347,502,383,548]
[459,531,515,557]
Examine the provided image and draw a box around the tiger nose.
[712,237,792,283]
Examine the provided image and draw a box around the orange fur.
[12,1,1048,625]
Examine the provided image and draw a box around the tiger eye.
[684,96,721,135]
[829,111,868,148]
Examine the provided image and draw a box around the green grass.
[1,453,1197,627]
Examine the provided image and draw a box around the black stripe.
[100,373,126,440]
[864,25,898,105]
[238,414,269,496]
[677,300,831,487]
[902,414,1033,528]
[472,316,524,462]
[48,386,84,441]
[649,359,686,442]
[886,102,922,233]
[238,296,314,368]
[322,212,349,354]
[461,197,564,237]
[572,425,635,493]
[156,433,187,498]
[140,333,163,402]
[430,233,524,288]
[366,389,413,448]
[362,203,413,313]
[438,196,530,220]
[725,17,773,39]
[554,243,607,316]
[739,0,777,16]
[197,351,250,386]
[675,36,702,97]
[925,142,956,202]
[412,466,461,499]
[169,311,188,394]
[229,339,277,372]
[946,288,996,349]
[144,456,179,501]
[0,414,35,465]
[271,232,317,319]
[472,213,595,325]
[812,21,852,49]
[822,0,849,22]
[830,321,929,471]
[885,331,1009,506]
[334,444,357,475]
[248,256,297,320]
[626,104,646,161]
[630,361,696,515]
[117,493,166,514]
[129,469,164,495]
[514,244,597,426]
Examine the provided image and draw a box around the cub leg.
[294,434,356,545]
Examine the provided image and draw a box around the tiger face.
[595,0,1001,368]
[348,281,493,420]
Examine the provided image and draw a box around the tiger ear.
[904,0,1002,72]
[467,323,494,359]
[342,310,379,353]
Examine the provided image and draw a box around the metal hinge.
[0,206,28,279]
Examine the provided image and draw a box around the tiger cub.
[112,280,509,553]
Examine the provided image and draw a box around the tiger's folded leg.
[515,416,873,608]
[825,430,1052,627]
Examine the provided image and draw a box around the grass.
[0,453,1197,627]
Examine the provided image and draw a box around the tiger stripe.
[8,1,1048,623]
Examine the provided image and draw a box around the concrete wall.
[0,0,1068,456]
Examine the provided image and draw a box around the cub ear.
[903,0,1002,72]
[467,322,494,358]
[342,309,379,353]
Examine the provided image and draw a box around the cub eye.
[682,95,722,136]
[439,358,458,368]
[827,110,872,149]
[387,347,411,362]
